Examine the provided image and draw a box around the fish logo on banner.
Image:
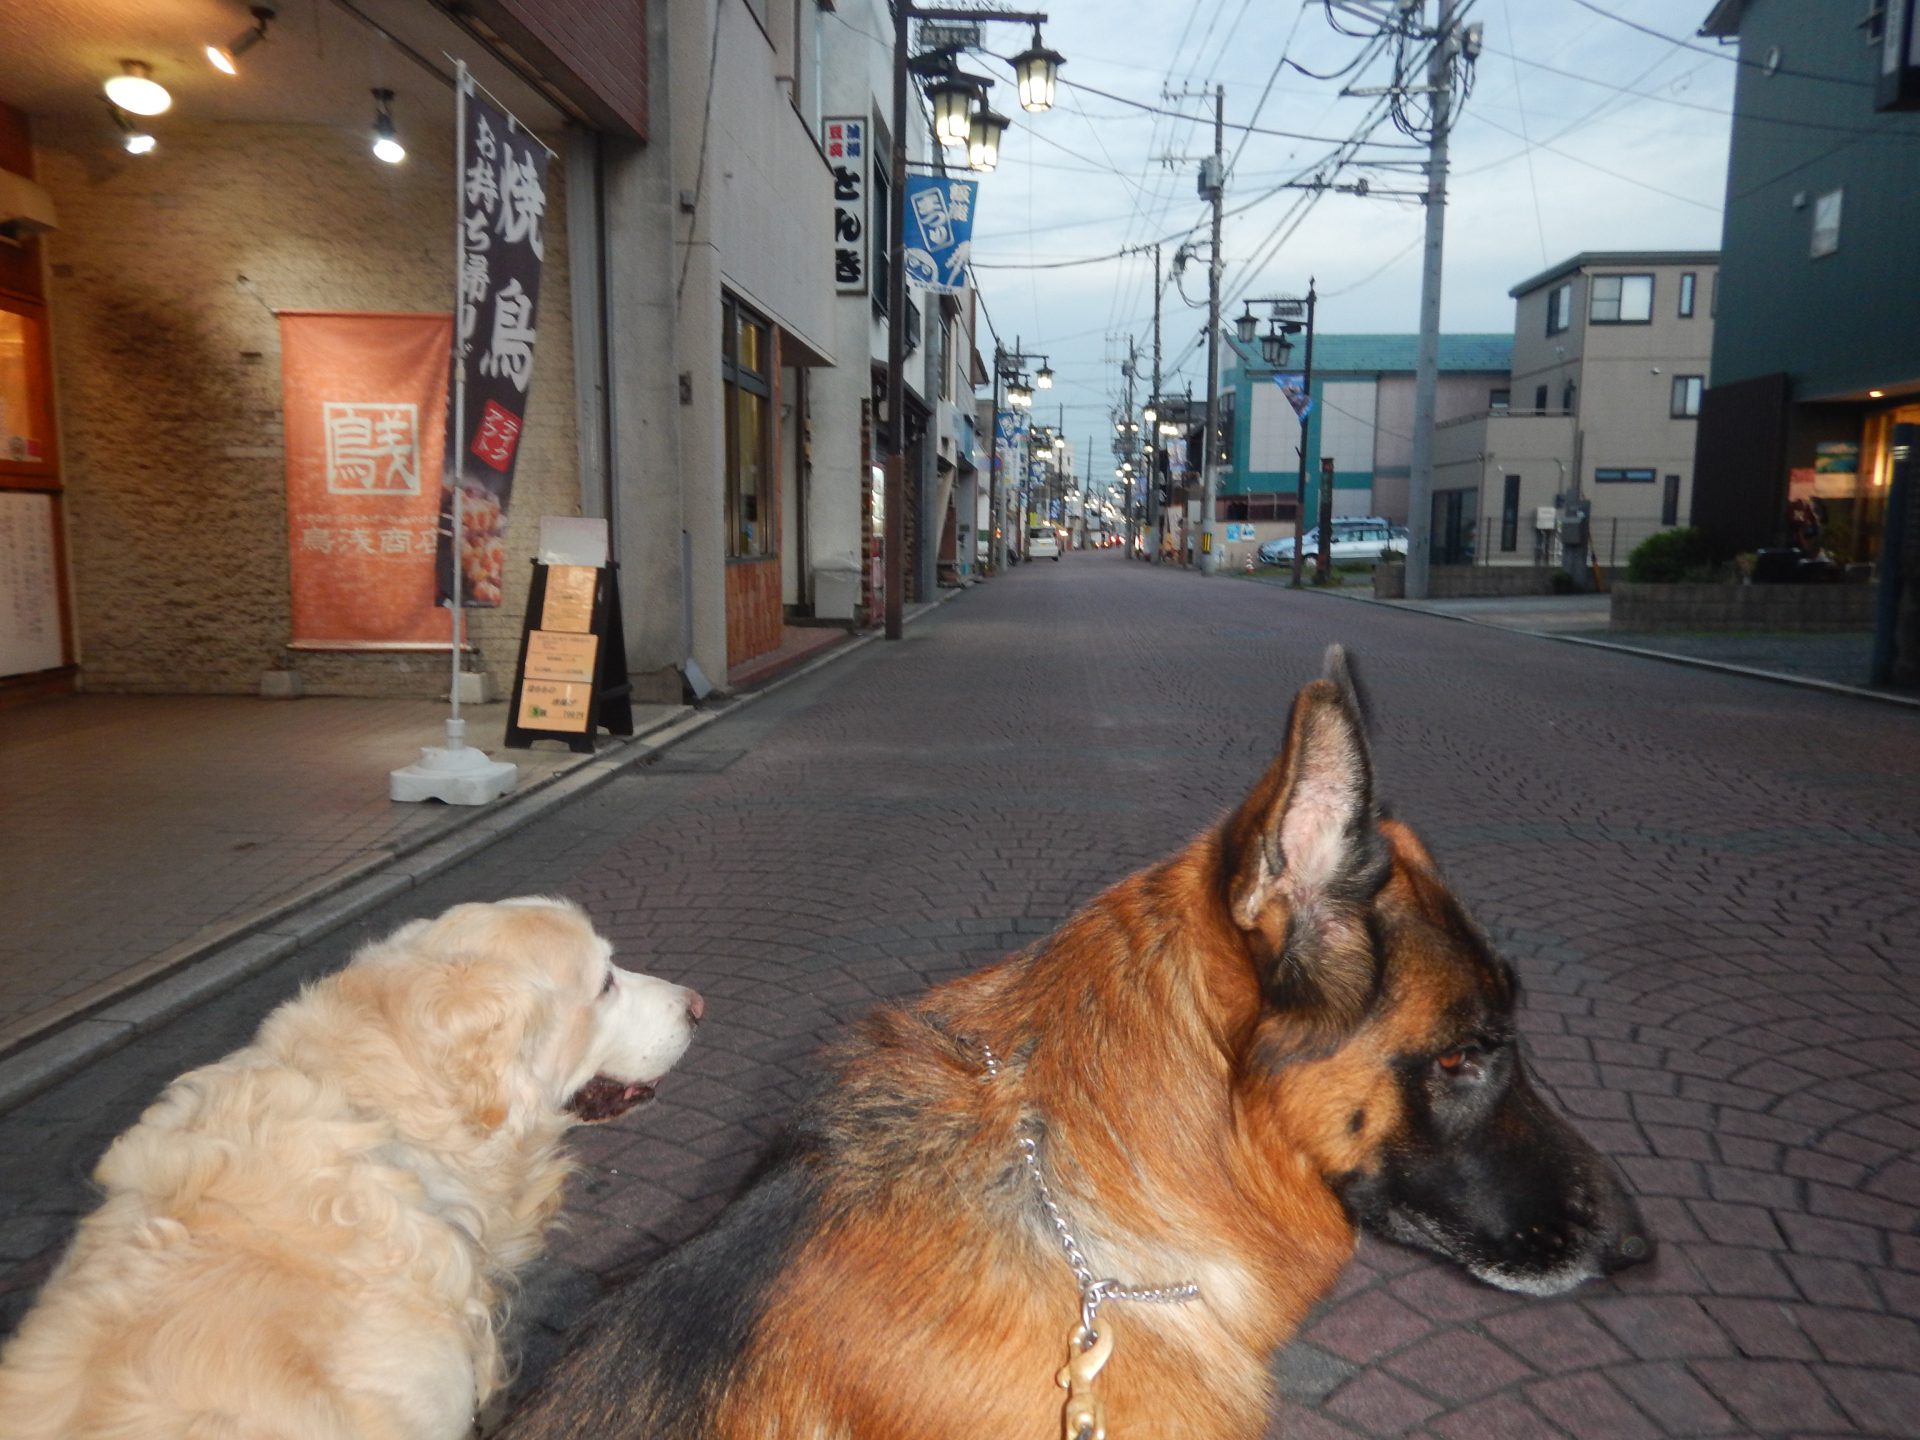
[438,69,551,609]
[902,175,979,294]
[995,409,1027,445]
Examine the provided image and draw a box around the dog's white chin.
[1466,1255,1603,1297]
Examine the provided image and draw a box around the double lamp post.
[1235,283,1317,586]
[883,6,1064,638]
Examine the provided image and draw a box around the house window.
[1864,1,1887,44]
[1812,188,1843,258]
[1678,272,1697,317]
[723,294,775,558]
[1594,467,1657,484]
[1563,379,1577,415]
[1500,473,1521,552]
[1534,383,1549,414]
[1662,474,1681,527]
[1589,274,1654,323]
[1545,281,1573,335]
[1670,375,1704,418]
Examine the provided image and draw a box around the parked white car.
[1260,518,1407,565]
[1027,527,1061,561]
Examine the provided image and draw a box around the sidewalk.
[0,609,901,1102]
[0,695,684,1057]
[1265,581,1914,706]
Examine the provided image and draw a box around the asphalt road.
[4,550,1917,1438]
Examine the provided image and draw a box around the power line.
[1047,72,1429,146]
[1564,0,1872,88]
[1467,109,1720,211]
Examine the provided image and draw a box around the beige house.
[1433,251,1718,569]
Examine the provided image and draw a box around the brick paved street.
[3,550,1917,1437]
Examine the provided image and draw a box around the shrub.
[1626,526,1715,583]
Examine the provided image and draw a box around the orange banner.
[280,312,451,646]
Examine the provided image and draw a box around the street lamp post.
[885,4,1057,640]
[1237,285,1317,587]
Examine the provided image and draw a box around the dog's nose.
[685,990,705,1026]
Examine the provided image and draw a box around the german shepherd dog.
[503,649,1650,1440]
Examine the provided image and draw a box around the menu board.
[0,491,63,677]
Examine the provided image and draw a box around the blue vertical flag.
[902,175,980,294]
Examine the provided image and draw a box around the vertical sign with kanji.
[823,117,868,295]
[902,175,978,294]
[438,72,551,609]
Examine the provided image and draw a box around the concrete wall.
[1611,580,1875,633]
[34,115,578,697]
[1374,563,1563,600]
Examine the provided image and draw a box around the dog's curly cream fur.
[0,897,699,1440]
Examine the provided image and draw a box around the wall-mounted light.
[104,61,171,117]
[1870,389,1886,399]
[371,89,405,163]
[109,105,156,154]
[208,7,275,75]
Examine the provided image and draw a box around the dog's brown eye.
[1436,1050,1468,1074]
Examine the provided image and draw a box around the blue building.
[1217,333,1513,542]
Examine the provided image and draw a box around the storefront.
[0,1,644,704]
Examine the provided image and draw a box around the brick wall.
[1374,564,1563,599]
[1611,581,1875,633]
[35,118,578,697]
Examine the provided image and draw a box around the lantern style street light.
[1239,286,1319,587]
[1035,361,1053,389]
[1013,26,1065,112]
[967,107,1008,171]
[886,7,1062,638]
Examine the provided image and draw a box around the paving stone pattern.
[3,553,1918,1437]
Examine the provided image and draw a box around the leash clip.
[1057,1322,1113,1440]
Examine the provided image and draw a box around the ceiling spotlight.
[208,7,275,75]
[104,61,171,117]
[1869,389,1886,399]
[371,89,405,164]
[109,105,156,155]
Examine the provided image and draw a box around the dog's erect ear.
[1224,645,1387,1034]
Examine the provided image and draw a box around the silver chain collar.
[975,1040,1201,1342]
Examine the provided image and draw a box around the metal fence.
[1465,515,1676,572]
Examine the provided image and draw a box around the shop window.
[1812,188,1843,258]
[723,295,775,558]
[1500,474,1520,552]
[1589,274,1653,324]
[1545,281,1573,336]
[1678,272,1697,318]
[0,302,53,471]
[1671,375,1704,418]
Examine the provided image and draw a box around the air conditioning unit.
[0,167,57,244]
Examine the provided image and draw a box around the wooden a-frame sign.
[504,560,634,753]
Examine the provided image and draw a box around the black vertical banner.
[437,71,550,608]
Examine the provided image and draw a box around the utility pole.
[1404,0,1454,602]
[1122,338,1138,556]
[1145,244,1164,563]
[1198,84,1224,576]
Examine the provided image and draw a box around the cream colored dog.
[0,897,702,1440]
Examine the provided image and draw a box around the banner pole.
[448,60,468,741]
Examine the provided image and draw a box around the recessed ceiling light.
[104,61,171,117]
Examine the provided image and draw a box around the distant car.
[1260,517,1407,566]
[1027,527,1061,561]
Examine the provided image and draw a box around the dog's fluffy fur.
[0,897,700,1440]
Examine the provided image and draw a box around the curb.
[0,596,955,1115]
[1280,582,1920,711]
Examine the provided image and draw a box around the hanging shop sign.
[439,71,551,610]
[824,117,869,295]
[902,175,978,294]
[280,311,451,647]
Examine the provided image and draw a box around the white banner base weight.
[390,719,518,805]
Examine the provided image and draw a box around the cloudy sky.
[962,0,1736,454]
